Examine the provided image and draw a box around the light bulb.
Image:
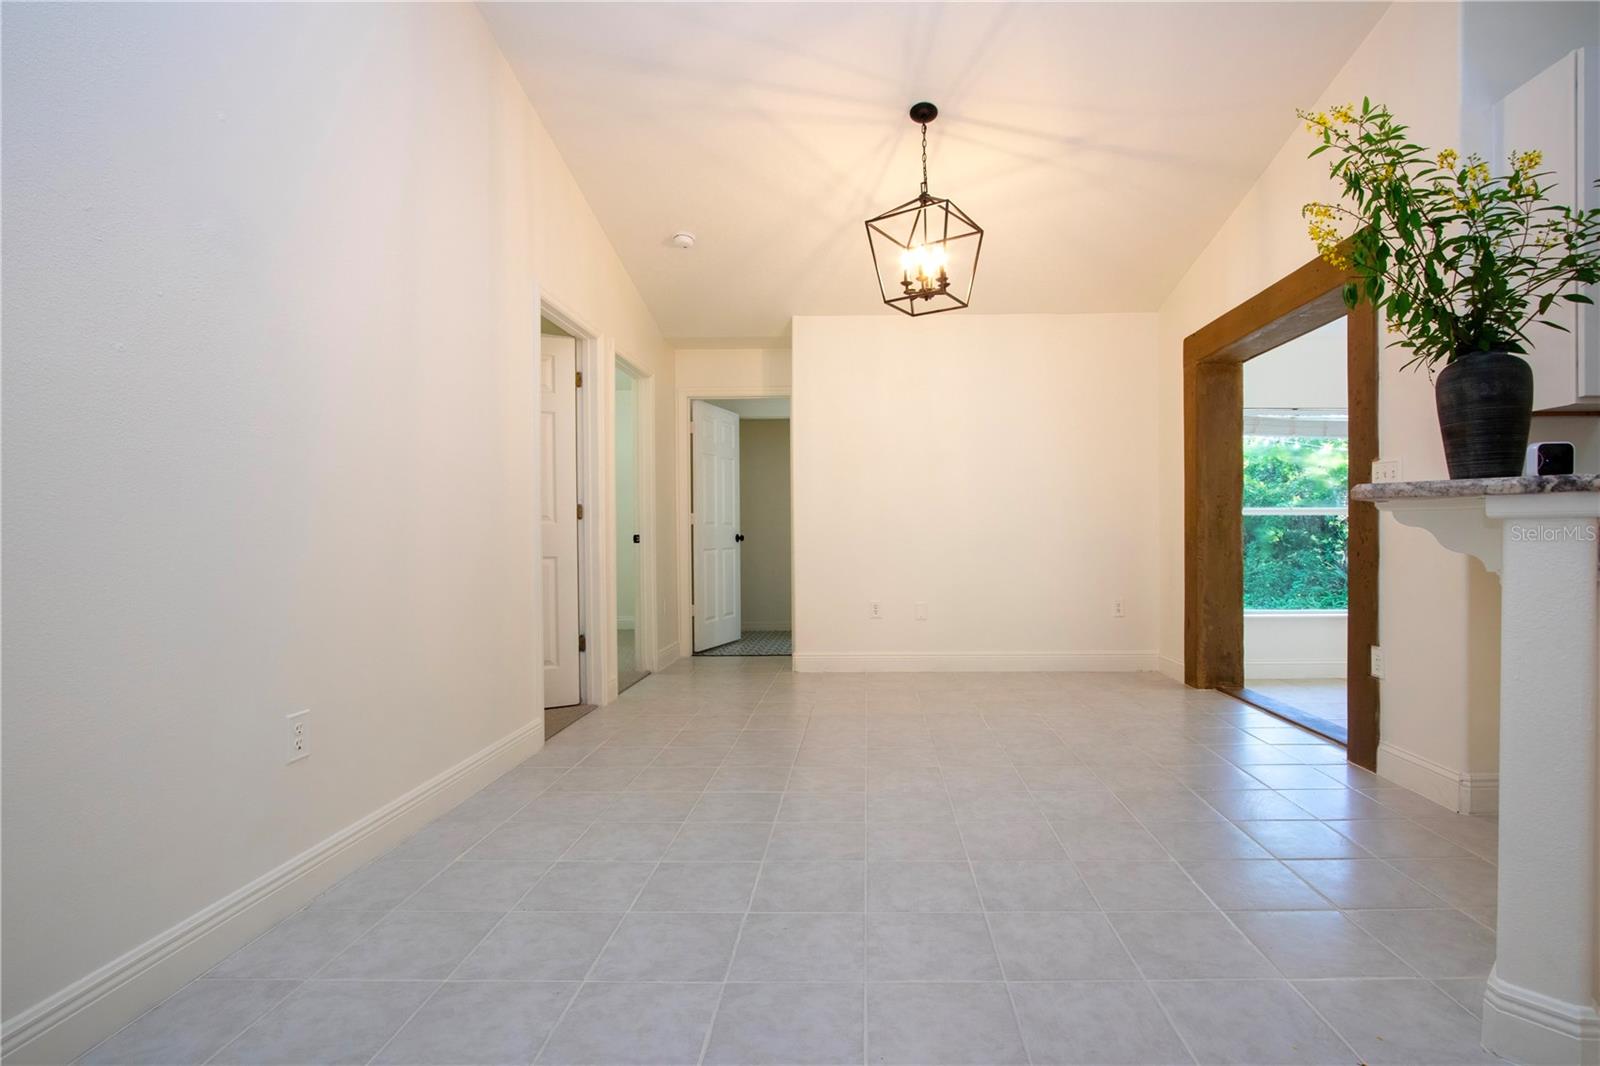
[899,243,950,280]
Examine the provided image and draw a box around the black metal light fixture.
[864,102,983,317]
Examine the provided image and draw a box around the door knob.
[735,534,745,542]
[632,534,640,543]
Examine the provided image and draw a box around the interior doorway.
[687,396,792,657]
[615,360,648,693]
[1238,318,1351,742]
[539,311,597,739]
[1183,253,1379,768]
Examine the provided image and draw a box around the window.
[1242,409,1348,611]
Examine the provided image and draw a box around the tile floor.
[82,659,1505,1065]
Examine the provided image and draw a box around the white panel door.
[693,400,742,651]
[541,335,581,707]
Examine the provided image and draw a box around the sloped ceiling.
[482,2,1386,340]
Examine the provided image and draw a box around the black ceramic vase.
[1434,350,1534,479]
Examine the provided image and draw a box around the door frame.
[613,352,659,694]
[537,288,608,709]
[1183,252,1381,769]
[674,385,791,659]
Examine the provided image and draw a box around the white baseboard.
[2,719,546,1066]
[1459,771,1499,815]
[656,642,680,670]
[1376,741,1497,814]
[1157,655,1185,683]
[617,616,635,629]
[1242,659,1348,680]
[1483,966,1600,1064]
[792,651,1159,673]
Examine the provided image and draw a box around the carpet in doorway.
[697,630,793,656]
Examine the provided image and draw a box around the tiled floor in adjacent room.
[83,659,1504,1065]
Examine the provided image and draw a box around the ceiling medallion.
[864,102,984,317]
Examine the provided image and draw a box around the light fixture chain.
[920,122,929,195]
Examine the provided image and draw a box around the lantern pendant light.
[864,102,983,317]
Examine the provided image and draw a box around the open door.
[541,334,581,707]
[692,400,741,652]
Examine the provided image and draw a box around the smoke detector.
[670,232,696,250]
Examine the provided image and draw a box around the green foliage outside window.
[1243,436,1349,610]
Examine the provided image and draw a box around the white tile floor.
[81,659,1505,1065]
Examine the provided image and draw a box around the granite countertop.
[1352,475,1600,501]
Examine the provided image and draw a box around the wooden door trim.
[1183,254,1381,769]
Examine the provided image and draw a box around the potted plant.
[1301,100,1600,478]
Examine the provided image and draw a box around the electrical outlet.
[869,601,882,620]
[1113,600,1125,618]
[1369,646,1385,680]
[286,709,310,764]
[914,602,928,621]
[1371,458,1403,483]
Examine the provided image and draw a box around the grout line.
[692,667,785,1066]
[358,774,589,1065]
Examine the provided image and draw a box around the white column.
[1481,493,1600,1065]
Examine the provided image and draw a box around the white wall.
[1244,614,1348,680]
[675,347,793,395]
[0,4,674,1060]
[1154,2,1488,807]
[739,419,793,630]
[791,314,1160,671]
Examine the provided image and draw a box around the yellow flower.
[1437,148,1458,170]
[1467,161,1490,185]
[1330,104,1356,124]
[1516,150,1543,174]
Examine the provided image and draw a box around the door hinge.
[576,503,584,520]
[575,370,583,388]
[578,633,587,653]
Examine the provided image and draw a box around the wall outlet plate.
[868,601,882,619]
[914,602,928,621]
[1369,646,1385,680]
[1371,459,1403,483]
[286,709,310,764]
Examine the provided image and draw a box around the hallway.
[84,659,1501,1065]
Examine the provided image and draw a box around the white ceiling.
[482,2,1386,341]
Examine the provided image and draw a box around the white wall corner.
[1458,771,1499,815]
[2,721,545,1066]
[655,641,680,671]
[792,651,1160,674]
[1376,741,1497,814]
[1157,655,1186,683]
[1482,970,1600,1066]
